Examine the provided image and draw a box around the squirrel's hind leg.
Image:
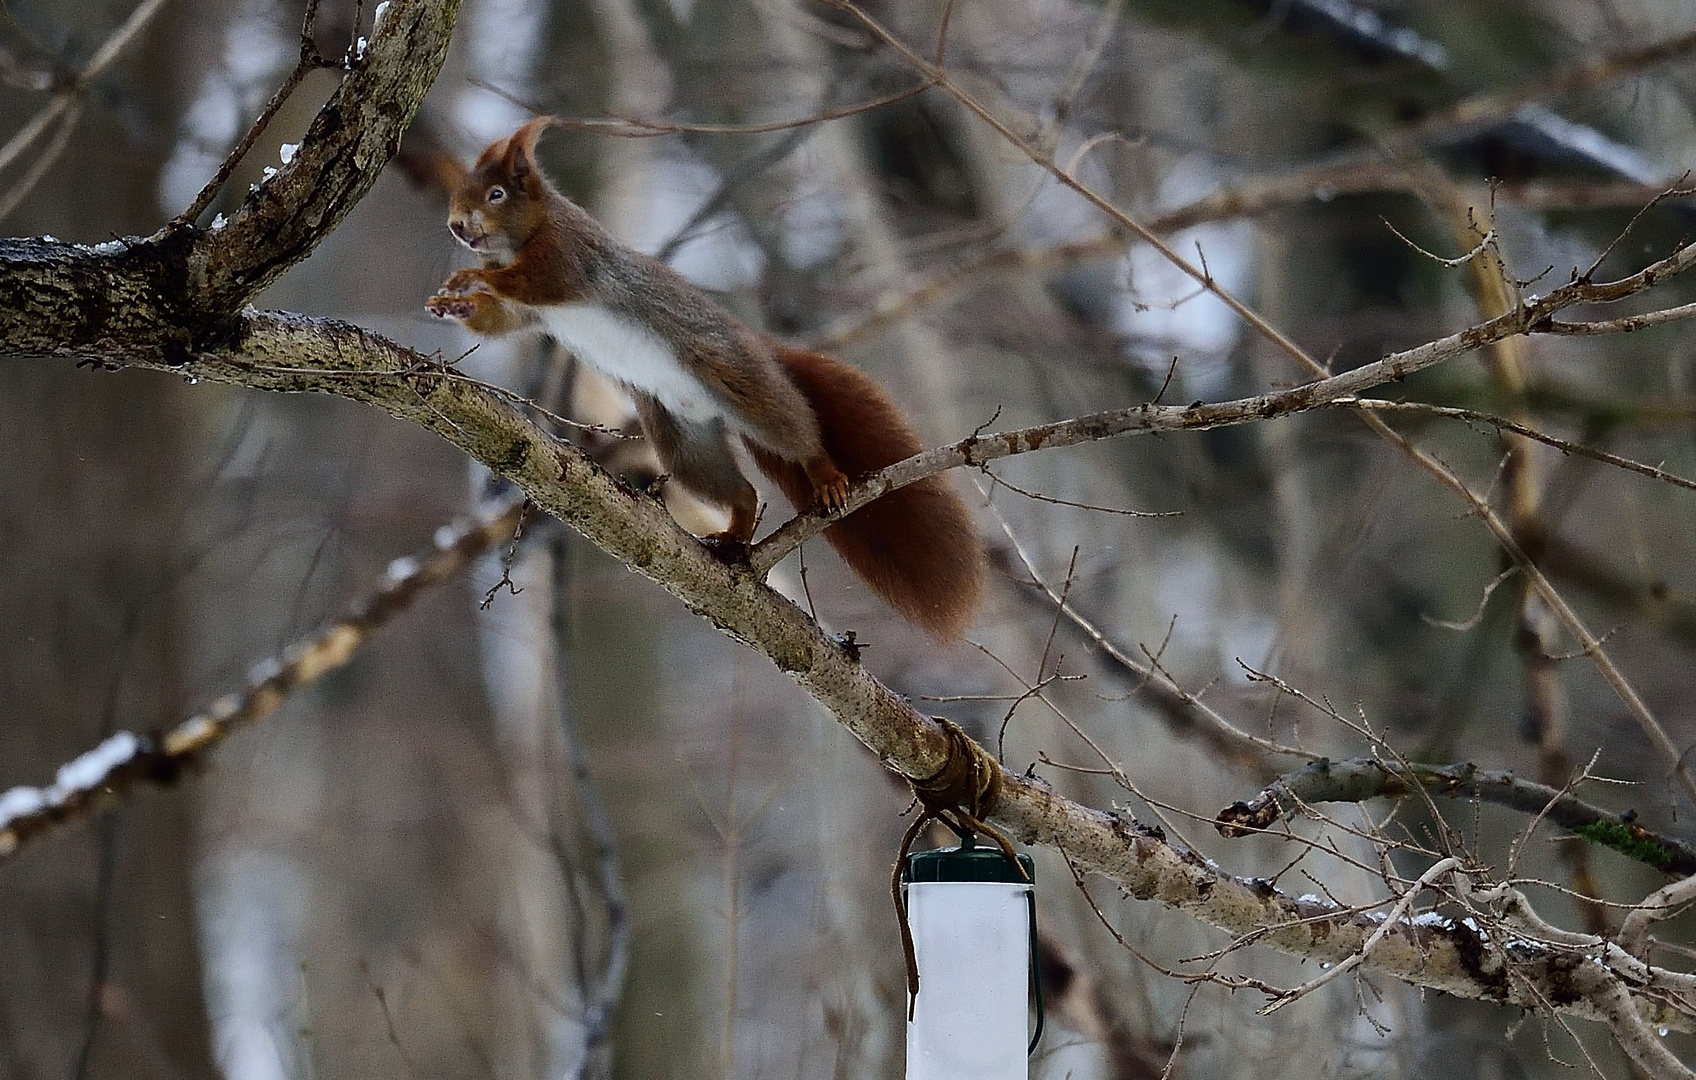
[634,394,760,546]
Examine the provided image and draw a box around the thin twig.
[539,80,936,138]
[0,99,80,222]
[1542,300,1696,335]
[1048,0,1124,132]
[1364,415,1696,805]
[0,0,171,217]
[1260,857,1462,1014]
[1332,398,1696,493]
[175,6,341,226]
[1382,214,1493,268]
[979,494,1303,762]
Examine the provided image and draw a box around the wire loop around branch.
[890,719,1023,1015]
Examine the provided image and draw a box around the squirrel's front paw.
[439,268,487,295]
[426,292,479,320]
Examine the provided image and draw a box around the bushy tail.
[748,348,984,640]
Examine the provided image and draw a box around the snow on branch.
[0,499,524,865]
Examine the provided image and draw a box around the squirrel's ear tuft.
[431,149,468,195]
[504,116,556,183]
[473,133,509,172]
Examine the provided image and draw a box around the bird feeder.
[902,842,1041,1080]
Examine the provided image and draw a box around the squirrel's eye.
[487,186,506,204]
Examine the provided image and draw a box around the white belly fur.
[539,302,723,425]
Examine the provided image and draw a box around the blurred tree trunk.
[0,0,223,1072]
[0,363,217,1080]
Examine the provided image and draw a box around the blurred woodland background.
[5,0,1696,1078]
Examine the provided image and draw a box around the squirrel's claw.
[816,474,850,514]
[425,293,478,320]
[805,460,851,514]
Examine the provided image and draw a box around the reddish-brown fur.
[428,118,985,639]
[751,348,982,639]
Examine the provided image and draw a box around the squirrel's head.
[444,116,558,265]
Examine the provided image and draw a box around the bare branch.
[997,776,1696,1031]
[173,13,342,227]
[1259,856,1463,1014]
[1542,300,1696,336]
[1382,215,1494,268]
[1365,415,1696,805]
[1333,398,1696,494]
[0,0,171,221]
[0,498,525,864]
[1216,757,1696,877]
[192,0,462,308]
[1620,872,1696,958]
[756,233,1696,571]
[0,0,459,366]
[1594,978,1696,1080]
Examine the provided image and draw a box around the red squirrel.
[425,118,983,639]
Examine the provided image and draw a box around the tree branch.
[0,0,461,367]
[4,0,1695,1041]
[15,312,1692,1033]
[0,497,525,863]
[755,233,1696,571]
[1216,756,1696,877]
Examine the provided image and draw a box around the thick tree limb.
[194,0,460,309]
[0,0,460,365]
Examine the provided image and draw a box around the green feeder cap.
[904,845,1034,884]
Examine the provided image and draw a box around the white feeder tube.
[905,880,1031,1080]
